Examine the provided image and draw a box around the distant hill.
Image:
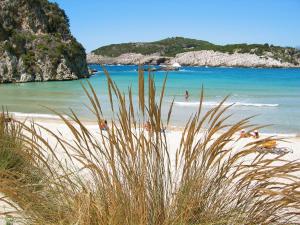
[92,37,300,65]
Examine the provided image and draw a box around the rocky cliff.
[89,37,300,68]
[169,51,299,68]
[87,53,171,65]
[0,0,89,83]
[87,51,300,68]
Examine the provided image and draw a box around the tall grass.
[0,69,300,225]
[0,113,74,224]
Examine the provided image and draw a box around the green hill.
[92,37,300,65]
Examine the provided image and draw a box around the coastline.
[89,63,300,69]
[87,51,300,69]
[11,113,300,138]
[2,66,300,140]
[14,114,300,144]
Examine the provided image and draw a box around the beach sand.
[1,117,300,224]
[25,118,300,162]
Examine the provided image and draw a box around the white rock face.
[20,73,34,82]
[37,57,53,81]
[0,52,80,83]
[86,53,112,64]
[56,59,78,80]
[0,51,18,82]
[87,50,300,68]
[17,58,34,82]
[87,53,169,65]
[115,53,164,65]
[170,51,296,68]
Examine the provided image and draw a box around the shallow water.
[0,65,299,135]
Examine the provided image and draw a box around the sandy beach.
[1,116,300,224]
[22,117,300,162]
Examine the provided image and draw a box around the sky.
[51,0,300,52]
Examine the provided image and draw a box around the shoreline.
[87,50,300,69]
[19,117,300,164]
[13,114,300,139]
[10,113,300,138]
[88,63,300,69]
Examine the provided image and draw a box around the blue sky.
[51,0,300,52]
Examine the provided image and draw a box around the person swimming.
[185,90,189,100]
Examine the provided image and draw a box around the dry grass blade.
[167,98,174,127]
[102,65,116,112]
[138,65,145,117]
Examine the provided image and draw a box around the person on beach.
[144,121,152,132]
[1,114,13,123]
[240,130,246,138]
[100,120,108,131]
[4,117,12,123]
[240,129,251,138]
[144,120,166,133]
[253,130,260,139]
[185,90,189,101]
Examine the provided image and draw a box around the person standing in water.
[185,90,190,101]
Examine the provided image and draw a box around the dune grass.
[0,113,74,224]
[0,69,300,225]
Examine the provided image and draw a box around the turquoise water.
[0,65,299,135]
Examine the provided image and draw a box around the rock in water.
[0,0,89,83]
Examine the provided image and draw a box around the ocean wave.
[259,133,298,138]
[174,101,279,107]
[178,69,213,73]
[10,112,70,119]
[114,70,138,72]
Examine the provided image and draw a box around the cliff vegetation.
[92,37,300,65]
[0,0,89,83]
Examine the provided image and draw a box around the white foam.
[260,133,298,138]
[233,102,279,107]
[10,112,70,119]
[174,101,279,108]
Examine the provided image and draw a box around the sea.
[0,65,299,136]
